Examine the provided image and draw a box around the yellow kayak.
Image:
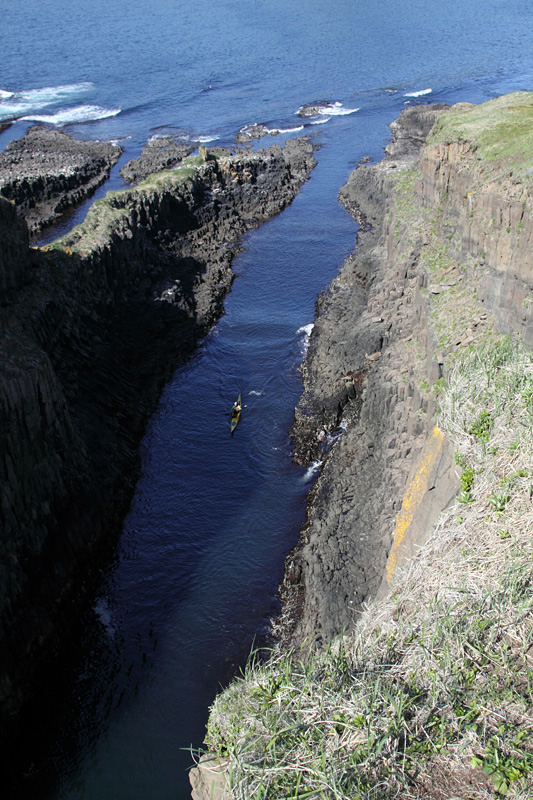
[230,394,241,435]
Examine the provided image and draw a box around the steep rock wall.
[279,97,533,650]
[0,139,315,748]
[279,106,452,648]
[418,140,533,343]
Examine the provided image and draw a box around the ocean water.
[3,1,533,798]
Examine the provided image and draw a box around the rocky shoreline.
[0,132,316,754]
[0,127,122,236]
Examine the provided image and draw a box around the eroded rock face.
[279,98,533,652]
[0,197,31,299]
[0,138,316,751]
[278,106,456,648]
[0,127,122,235]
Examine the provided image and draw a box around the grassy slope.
[40,154,212,255]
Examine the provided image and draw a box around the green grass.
[428,92,533,181]
[48,152,217,253]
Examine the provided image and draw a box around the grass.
[203,338,533,799]
[49,152,217,254]
[427,92,533,182]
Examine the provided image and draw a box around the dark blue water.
[3,1,533,797]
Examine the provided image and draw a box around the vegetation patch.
[428,92,533,182]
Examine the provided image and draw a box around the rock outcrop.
[279,95,533,650]
[0,127,122,236]
[119,136,194,184]
[0,137,316,751]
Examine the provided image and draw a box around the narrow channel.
[20,128,375,799]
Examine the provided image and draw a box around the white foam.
[110,136,131,146]
[318,102,359,116]
[310,116,331,125]
[179,133,220,143]
[20,104,121,125]
[265,125,305,135]
[297,322,314,354]
[94,598,116,637]
[297,101,359,118]
[404,88,432,97]
[0,81,95,120]
[303,460,323,482]
[325,421,347,446]
[248,390,264,396]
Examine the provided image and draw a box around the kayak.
[230,393,241,435]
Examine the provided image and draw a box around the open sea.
[2,1,533,797]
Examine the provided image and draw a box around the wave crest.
[20,105,121,125]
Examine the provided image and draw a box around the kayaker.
[232,401,241,416]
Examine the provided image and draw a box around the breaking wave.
[404,88,432,97]
[296,322,314,354]
[302,460,323,482]
[0,81,95,120]
[20,105,121,125]
[296,101,359,117]
[266,124,305,135]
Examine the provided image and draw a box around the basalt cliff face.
[280,94,533,649]
[276,104,458,648]
[0,137,315,749]
[198,92,533,800]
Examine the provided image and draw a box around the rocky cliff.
[277,104,459,648]
[200,92,533,800]
[0,137,316,749]
[280,94,533,650]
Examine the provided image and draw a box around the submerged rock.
[235,123,270,144]
[296,101,333,117]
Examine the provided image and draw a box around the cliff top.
[428,91,533,181]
